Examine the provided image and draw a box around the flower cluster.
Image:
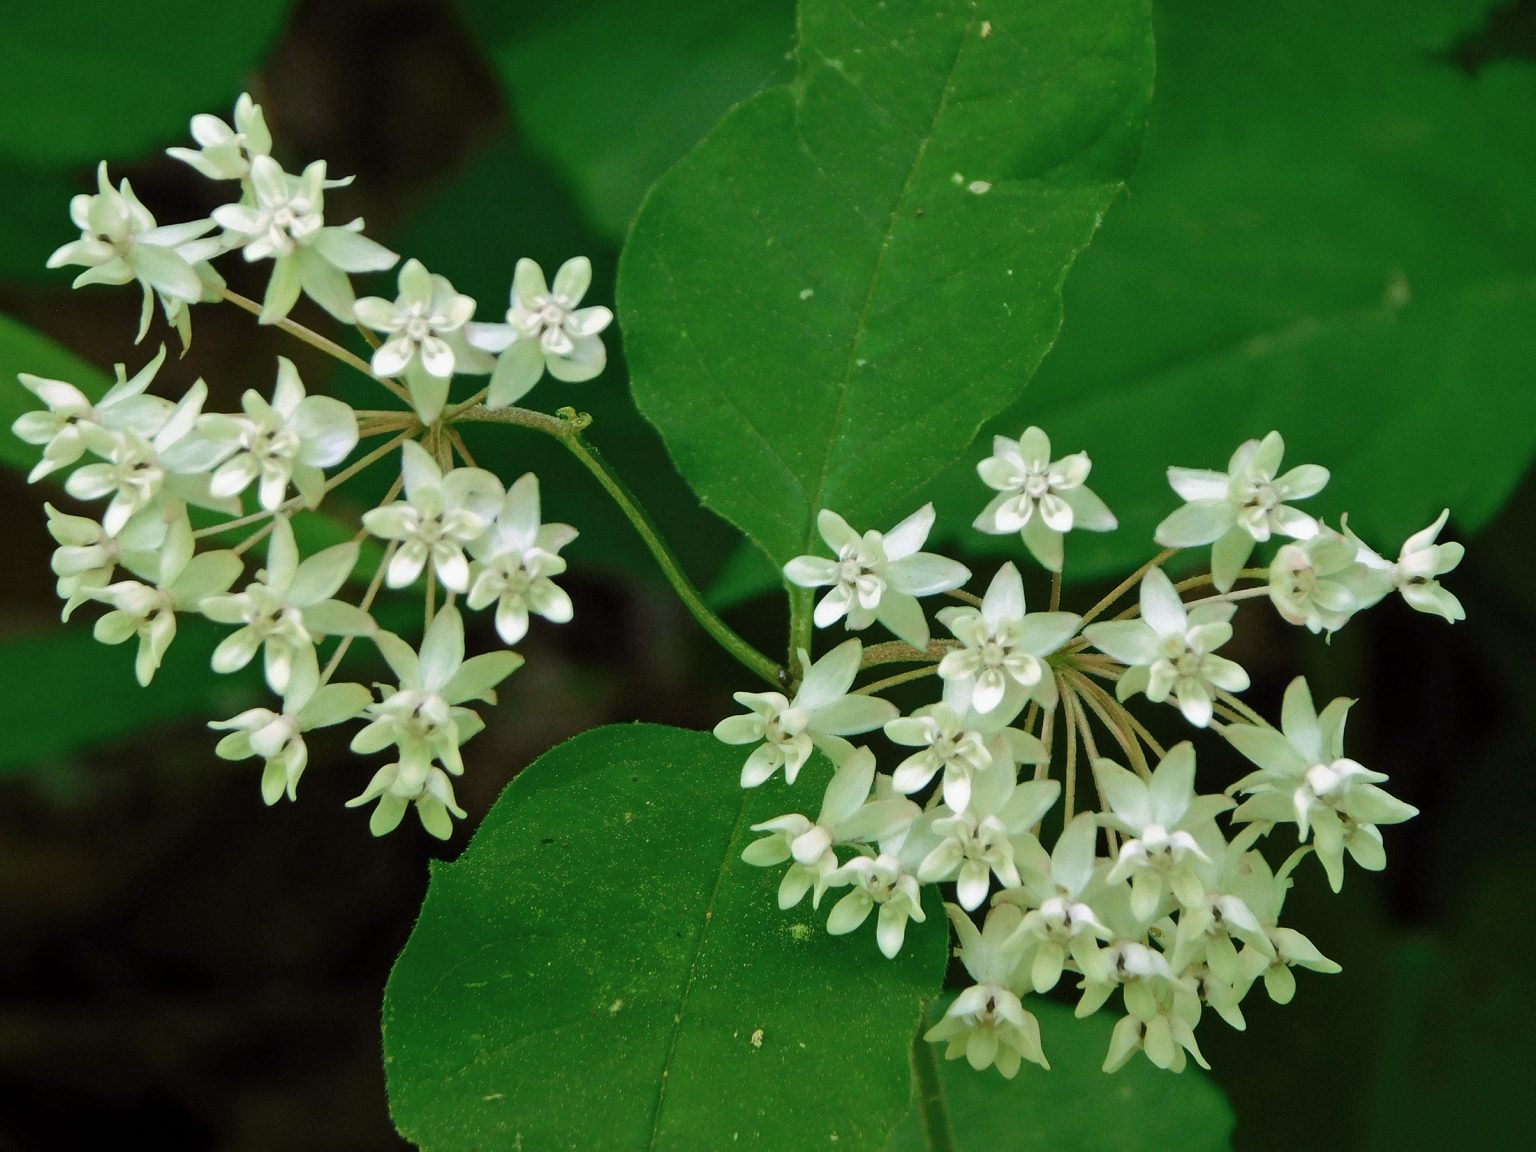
[17,94,613,838]
[723,427,1455,1078]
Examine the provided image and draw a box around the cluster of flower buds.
[16,94,614,837]
[723,427,1458,1076]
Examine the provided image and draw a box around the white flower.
[1101,984,1208,1074]
[1348,510,1465,623]
[349,605,522,780]
[784,504,970,649]
[361,441,503,592]
[1268,525,1391,635]
[740,747,918,909]
[45,503,165,619]
[996,814,1113,993]
[210,646,371,804]
[914,774,1059,910]
[348,760,468,840]
[1155,431,1329,591]
[936,562,1080,716]
[884,703,993,813]
[825,851,927,958]
[468,257,613,407]
[354,259,493,423]
[465,473,577,645]
[973,427,1117,571]
[1230,848,1341,1004]
[1166,839,1276,989]
[13,345,173,482]
[713,638,897,787]
[1084,566,1250,727]
[1224,677,1417,891]
[1093,743,1234,921]
[212,155,397,323]
[64,379,234,536]
[199,516,373,693]
[924,904,1050,1077]
[167,92,272,181]
[197,357,359,511]
[91,515,242,685]
[47,164,216,340]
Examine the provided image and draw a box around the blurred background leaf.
[455,0,797,240]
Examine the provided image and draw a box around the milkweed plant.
[14,91,1464,1088]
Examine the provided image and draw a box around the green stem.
[454,404,782,686]
[788,585,814,677]
[217,287,415,407]
[911,1026,957,1152]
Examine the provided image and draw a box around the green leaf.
[619,0,1156,569]
[0,622,260,776]
[383,725,947,1151]
[0,0,294,165]
[886,997,1235,1152]
[925,0,1536,579]
[460,0,797,239]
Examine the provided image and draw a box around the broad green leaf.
[390,137,742,586]
[383,725,947,1151]
[459,0,796,239]
[0,622,260,776]
[0,0,294,165]
[924,0,1536,579]
[885,997,1234,1152]
[0,158,82,281]
[619,0,1156,568]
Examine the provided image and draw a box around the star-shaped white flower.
[354,259,493,422]
[167,92,272,181]
[1093,743,1234,921]
[348,760,469,841]
[1223,677,1417,891]
[199,516,374,693]
[1155,431,1329,591]
[784,503,970,649]
[935,562,1081,716]
[13,345,173,483]
[713,638,897,787]
[45,503,166,619]
[1267,524,1392,635]
[1084,566,1250,727]
[198,357,359,511]
[1347,510,1465,624]
[924,904,1050,1078]
[740,747,918,910]
[1229,847,1341,1004]
[210,646,371,804]
[914,773,1059,910]
[349,605,522,781]
[468,257,613,407]
[825,851,927,958]
[361,441,503,592]
[972,427,1117,572]
[91,515,242,685]
[465,473,577,646]
[996,813,1114,994]
[212,155,397,323]
[47,164,216,341]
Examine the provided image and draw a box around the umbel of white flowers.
[726,425,1458,1079]
[17,91,618,839]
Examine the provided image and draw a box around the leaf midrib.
[644,785,753,1150]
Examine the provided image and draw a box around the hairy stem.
[859,639,955,668]
[454,404,782,686]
